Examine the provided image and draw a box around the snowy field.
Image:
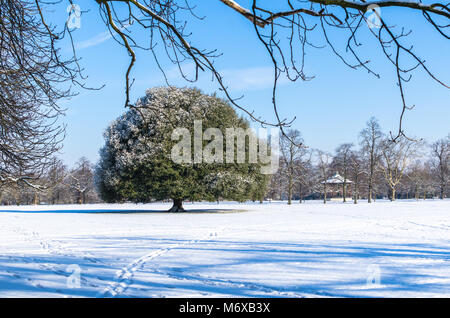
[0,200,449,298]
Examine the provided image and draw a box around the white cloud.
[75,31,113,50]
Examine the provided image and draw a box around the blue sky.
[54,1,449,166]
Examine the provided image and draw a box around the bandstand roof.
[321,172,352,184]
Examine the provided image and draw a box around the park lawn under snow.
[0,200,449,298]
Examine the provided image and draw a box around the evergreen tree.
[96,87,270,211]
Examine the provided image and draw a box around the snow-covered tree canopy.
[96,87,269,211]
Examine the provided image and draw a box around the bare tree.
[349,150,365,204]
[45,158,69,204]
[378,137,422,201]
[294,152,313,203]
[67,157,95,204]
[316,150,331,204]
[0,1,88,187]
[405,160,427,200]
[430,135,449,199]
[332,143,353,202]
[280,130,308,204]
[267,168,284,201]
[359,117,383,203]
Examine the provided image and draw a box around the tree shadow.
[0,208,246,214]
[1,237,449,297]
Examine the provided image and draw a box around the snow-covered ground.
[0,200,449,298]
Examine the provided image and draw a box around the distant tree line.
[1,116,447,206]
[0,157,100,205]
[268,117,449,204]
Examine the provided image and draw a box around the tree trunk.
[287,174,292,205]
[168,198,185,212]
[391,188,396,201]
[299,187,303,204]
[33,192,39,205]
[342,181,346,202]
[368,182,373,203]
[368,157,374,203]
